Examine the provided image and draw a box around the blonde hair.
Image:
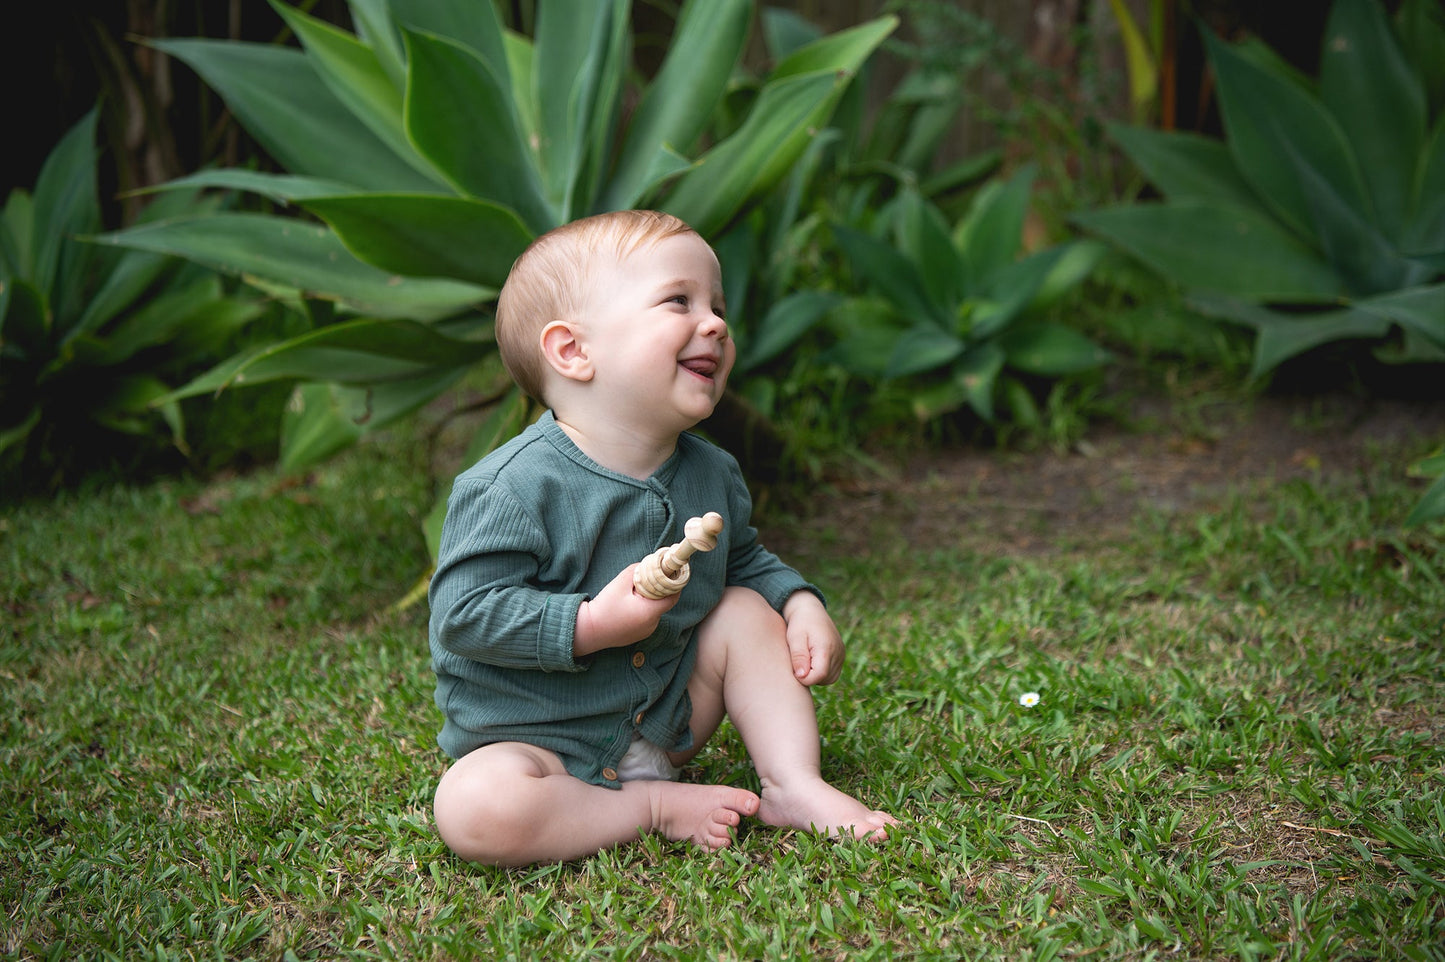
[495,210,700,402]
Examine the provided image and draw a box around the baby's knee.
[432,748,555,865]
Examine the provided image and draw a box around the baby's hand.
[782,591,844,686]
[574,563,679,657]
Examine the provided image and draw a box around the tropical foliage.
[1075,0,1445,380]
[101,0,897,475]
[0,109,271,490]
[826,166,1111,426]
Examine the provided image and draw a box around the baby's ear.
[540,320,593,382]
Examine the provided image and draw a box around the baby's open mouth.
[680,357,717,378]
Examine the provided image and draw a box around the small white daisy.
[1018,692,1041,708]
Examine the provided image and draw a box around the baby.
[428,210,895,866]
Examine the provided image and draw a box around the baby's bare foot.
[756,777,897,840]
[646,782,760,851]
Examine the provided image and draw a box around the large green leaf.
[148,170,355,206]
[30,108,101,317]
[98,213,488,320]
[885,325,965,378]
[404,28,552,233]
[1189,294,1393,378]
[299,193,531,289]
[833,225,946,328]
[1319,0,1426,241]
[603,0,753,211]
[664,73,849,238]
[1205,28,1370,242]
[1354,284,1445,352]
[897,188,966,312]
[270,2,435,186]
[1396,0,1445,116]
[1074,200,1346,302]
[166,317,492,399]
[998,321,1111,376]
[151,39,436,192]
[954,166,1033,294]
[1281,134,1420,296]
[1108,124,1259,208]
[770,15,898,81]
[533,0,625,214]
[1405,463,1445,527]
[1406,118,1445,254]
[387,0,511,87]
[736,291,839,373]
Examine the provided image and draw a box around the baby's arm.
[574,564,680,657]
[781,590,844,686]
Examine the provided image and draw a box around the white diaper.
[615,733,682,782]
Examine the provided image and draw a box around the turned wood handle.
[633,512,724,599]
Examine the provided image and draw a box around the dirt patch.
[768,392,1445,559]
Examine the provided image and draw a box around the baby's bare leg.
[433,741,759,866]
[679,588,896,840]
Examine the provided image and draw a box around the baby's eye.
[668,295,689,308]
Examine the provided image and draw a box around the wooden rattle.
[632,512,724,599]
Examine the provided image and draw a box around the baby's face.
[577,232,735,435]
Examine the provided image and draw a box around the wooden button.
[634,712,645,726]
[631,651,646,668]
[602,767,618,781]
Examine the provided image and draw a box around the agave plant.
[824,167,1110,426]
[101,0,896,477]
[1074,0,1445,380]
[0,108,270,489]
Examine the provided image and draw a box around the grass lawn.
[2,388,1442,960]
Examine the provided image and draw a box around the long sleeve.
[428,478,584,674]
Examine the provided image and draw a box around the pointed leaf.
[146,169,355,206]
[31,108,101,316]
[388,0,511,84]
[604,0,752,211]
[897,188,966,311]
[533,0,624,213]
[1405,467,1445,526]
[346,0,406,88]
[771,15,898,81]
[1188,294,1393,378]
[1354,283,1445,351]
[1406,118,1445,254]
[150,38,436,191]
[833,225,946,328]
[97,213,488,320]
[404,29,552,233]
[269,1,437,185]
[885,325,965,378]
[998,321,1111,375]
[1396,0,1445,116]
[1205,28,1370,240]
[737,291,839,372]
[955,166,1034,292]
[1319,0,1426,240]
[953,342,1006,421]
[1108,124,1259,208]
[1280,134,1420,295]
[1074,200,1346,302]
[300,193,531,289]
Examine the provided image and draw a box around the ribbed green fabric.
[428,410,821,787]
